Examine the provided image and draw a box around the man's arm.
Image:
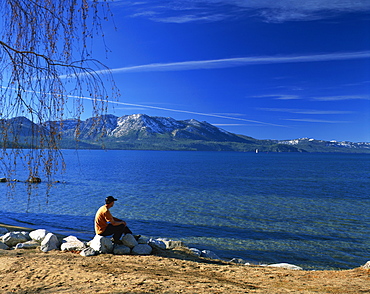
[112,218,127,226]
[111,219,127,226]
[107,212,126,226]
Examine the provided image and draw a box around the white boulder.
[80,247,98,257]
[267,263,303,270]
[157,238,184,249]
[229,258,247,264]
[137,236,150,244]
[60,236,86,252]
[2,231,29,247]
[15,240,39,249]
[89,235,113,254]
[132,244,152,255]
[121,234,138,249]
[40,233,60,252]
[148,238,183,250]
[189,248,202,256]
[29,229,50,242]
[362,261,370,269]
[201,250,221,260]
[148,238,166,250]
[113,245,131,255]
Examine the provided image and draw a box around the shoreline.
[0,222,370,271]
[1,223,370,293]
[0,222,368,271]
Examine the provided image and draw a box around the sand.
[1,224,370,293]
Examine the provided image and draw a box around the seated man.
[94,196,135,244]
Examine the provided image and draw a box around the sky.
[72,1,370,142]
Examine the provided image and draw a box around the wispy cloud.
[213,124,247,126]
[285,118,349,123]
[116,0,370,23]
[254,94,301,100]
[153,13,228,23]
[212,113,247,117]
[78,96,287,127]
[1,85,287,127]
[86,51,370,76]
[260,108,353,115]
[312,95,370,101]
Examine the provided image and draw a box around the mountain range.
[1,114,369,153]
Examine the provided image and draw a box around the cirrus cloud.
[115,0,370,23]
[69,51,370,77]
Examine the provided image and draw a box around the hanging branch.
[0,0,118,187]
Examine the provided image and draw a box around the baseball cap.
[105,196,117,204]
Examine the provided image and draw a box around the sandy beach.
[1,224,370,293]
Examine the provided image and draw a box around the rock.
[0,227,8,235]
[121,234,138,249]
[362,261,370,269]
[15,240,39,249]
[63,235,80,243]
[201,250,221,260]
[80,247,98,257]
[61,236,86,252]
[21,231,30,240]
[29,229,50,242]
[27,176,41,183]
[40,233,60,252]
[113,245,131,255]
[89,235,113,254]
[148,238,183,250]
[267,263,303,270]
[229,258,247,264]
[132,244,152,255]
[148,238,166,250]
[157,238,184,249]
[0,242,9,250]
[137,236,150,244]
[189,248,202,257]
[2,231,29,247]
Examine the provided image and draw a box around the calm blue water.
[0,150,369,270]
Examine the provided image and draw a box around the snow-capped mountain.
[1,114,369,152]
[51,113,250,143]
[278,137,370,150]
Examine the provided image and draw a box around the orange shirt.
[94,205,114,234]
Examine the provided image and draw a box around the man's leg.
[112,224,133,241]
[122,225,133,235]
[100,224,132,242]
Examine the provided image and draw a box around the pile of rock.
[0,228,60,252]
[0,227,185,258]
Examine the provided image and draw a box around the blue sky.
[88,0,370,142]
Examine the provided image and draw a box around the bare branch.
[0,0,118,189]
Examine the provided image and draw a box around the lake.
[1,150,369,270]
